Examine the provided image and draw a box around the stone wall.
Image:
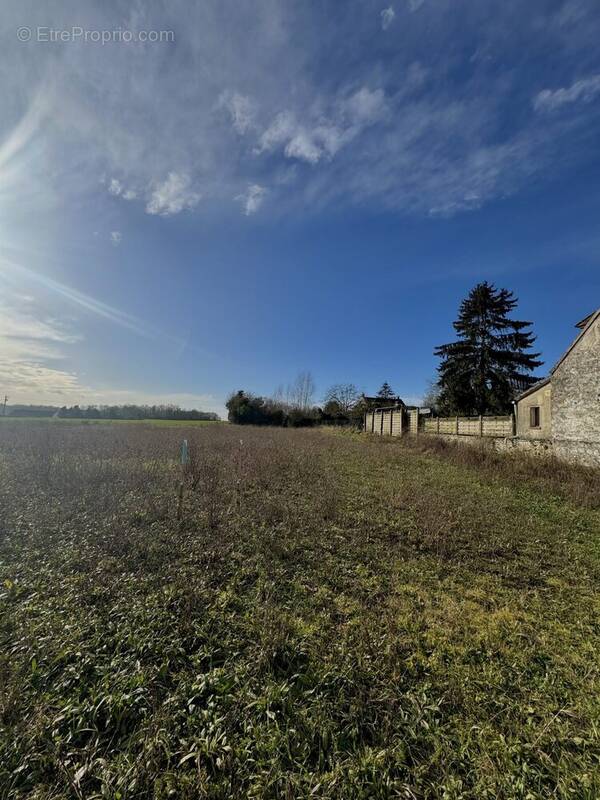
[552,438,600,468]
[551,314,600,467]
[412,431,554,458]
[495,436,554,458]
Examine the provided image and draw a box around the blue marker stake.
[180,439,189,465]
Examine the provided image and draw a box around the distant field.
[1,421,599,798]
[0,416,220,426]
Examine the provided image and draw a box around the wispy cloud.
[381,7,395,30]
[0,272,222,408]
[0,89,48,175]
[0,296,221,410]
[110,230,122,246]
[219,91,256,134]
[1,257,164,340]
[108,178,123,196]
[145,172,201,216]
[0,295,82,401]
[236,183,267,215]
[257,87,386,165]
[2,0,600,223]
[533,74,600,112]
[106,178,137,201]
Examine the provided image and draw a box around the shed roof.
[516,376,551,401]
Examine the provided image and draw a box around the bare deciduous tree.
[288,371,316,411]
[323,383,360,414]
[421,379,441,412]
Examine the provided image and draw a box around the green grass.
[0,421,599,798]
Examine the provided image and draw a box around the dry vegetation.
[1,421,600,799]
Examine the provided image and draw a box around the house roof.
[517,306,600,401]
[550,307,600,377]
[362,395,405,406]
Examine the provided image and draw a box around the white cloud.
[236,183,267,215]
[108,178,123,195]
[110,230,122,246]
[533,74,600,112]
[381,7,395,30]
[219,91,256,134]
[285,130,327,164]
[108,178,137,201]
[257,87,385,165]
[0,307,79,347]
[257,111,297,153]
[258,112,346,164]
[0,359,82,401]
[342,87,386,124]
[408,0,425,11]
[258,112,337,164]
[145,172,201,216]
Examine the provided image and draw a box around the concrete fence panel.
[365,410,514,441]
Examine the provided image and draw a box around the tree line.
[228,281,543,427]
[4,404,220,421]
[226,378,400,427]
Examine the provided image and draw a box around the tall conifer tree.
[377,382,395,399]
[435,282,542,415]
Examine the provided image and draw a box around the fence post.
[479,414,483,437]
[437,417,440,434]
[390,408,394,436]
[380,412,384,436]
[455,416,459,436]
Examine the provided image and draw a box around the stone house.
[516,308,600,465]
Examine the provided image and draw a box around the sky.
[1,0,600,417]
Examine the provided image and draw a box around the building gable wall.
[551,314,600,463]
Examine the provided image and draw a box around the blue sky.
[1,0,600,416]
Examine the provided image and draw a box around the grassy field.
[1,422,599,799]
